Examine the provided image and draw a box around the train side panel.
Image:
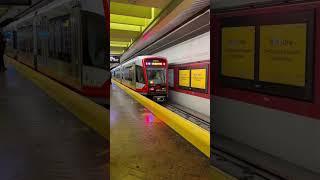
[4,0,109,98]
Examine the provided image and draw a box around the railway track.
[163,103,284,180]
[213,147,285,180]
[162,103,210,131]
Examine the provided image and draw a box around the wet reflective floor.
[0,65,108,180]
[110,83,213,180]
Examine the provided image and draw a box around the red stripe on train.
[81,80,110,97]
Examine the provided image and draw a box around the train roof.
[4,0,105,29]
[136,55,167,60]
[36,0,104,17]
[123,55,167,65]
[111,55,167,71]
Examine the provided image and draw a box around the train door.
[13,31,17,52]
[80,7,108,97]
[32,13,38,70]
[132,64,137,90]
[35,15,49,70]
[71,5,82,87]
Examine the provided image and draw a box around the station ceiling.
[110,0,176,56]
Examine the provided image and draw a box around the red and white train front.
[143,58,168,102]
[112,56,168,102]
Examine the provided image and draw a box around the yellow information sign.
[259,23,307,87]
[191,69,207,89]
[221,26,255,80]
[179,70,190,87]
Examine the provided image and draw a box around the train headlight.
[150,80,154,84]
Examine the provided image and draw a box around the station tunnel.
[1,0,320,179]
[109,0,212,179]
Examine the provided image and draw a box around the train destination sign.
[259,23,307,87]
[179,69,190,87]
[0,0,31,5]
[221,26,255,80]
[191,69,206,89]
[145,60,166,66]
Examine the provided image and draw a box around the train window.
[115,70,121,79]
[48,15,71,62]
[17,25,33,53]
[36,24,42,56]
[82,11,107,69]
[123,66,133,81]
[219,11,314,101]
[136,66,145,84]
[168,69,174,88]
[13,31,17,49]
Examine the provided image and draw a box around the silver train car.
[3,0,109,97]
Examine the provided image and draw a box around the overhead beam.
[111,46,127,52]
[111,0,173,9]
[110,44,128,48]
[110,22,144,32]
[110,2,161,19]
[110,41,131,48]
[110,29,141,39]
[110,14,152,26]
[111,36,134,42]
[111,50,125,55]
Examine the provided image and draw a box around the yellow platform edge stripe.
[7,57,109,140]
[112,81,237,179]
[112,79,210,156]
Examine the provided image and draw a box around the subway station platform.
[110,83,229,179]
[0,64,108,180]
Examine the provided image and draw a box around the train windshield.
[147,68,166,85]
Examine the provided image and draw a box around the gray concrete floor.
[110,83,213,180]
[0,65,108,180]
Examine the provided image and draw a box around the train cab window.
[147,69,166,85]
[219,11,314,101]
[136,66,145,83]
[82,11,107,69]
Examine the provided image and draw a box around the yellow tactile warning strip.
[7,57,109,140]
[112,80,237,179]
[112,79,210,157]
